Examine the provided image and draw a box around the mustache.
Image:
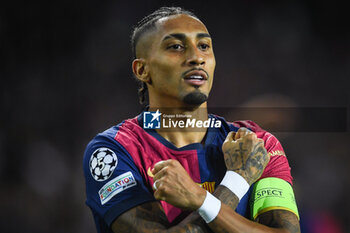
[182,68,209,79]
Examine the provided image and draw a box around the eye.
[167,44,184,51]
[199,43,210,51]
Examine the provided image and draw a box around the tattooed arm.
[207,207,300,233]
[111,201,198,233]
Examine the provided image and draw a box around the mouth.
[183,69,208,86]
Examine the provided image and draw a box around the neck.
[148,103,209,148]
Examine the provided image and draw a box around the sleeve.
[257,131,293,185]
[83,134,155,227]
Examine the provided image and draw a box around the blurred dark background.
[1,0,349,232]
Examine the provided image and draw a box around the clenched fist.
[222,128,270,185]
[151,160,206,211]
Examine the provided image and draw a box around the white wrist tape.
[197,191,221,223]
[220,171,250,200]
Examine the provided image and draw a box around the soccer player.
[83,7,300,233]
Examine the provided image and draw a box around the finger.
[224,131,236,144]
[152,160,171,175]
[153,181,167,201]
[235,127,251,140]
[244,131,257,141]
[153,187,163,200]
[153,165,170,182]
[153,179,160,190]
[154,190,166,201]
[222,132,237,152]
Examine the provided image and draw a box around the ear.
[132,59,151,84]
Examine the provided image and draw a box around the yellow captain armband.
[251,177,299,220]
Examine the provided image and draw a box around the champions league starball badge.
[89,147,118,181]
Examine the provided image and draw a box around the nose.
[186,46,205,66]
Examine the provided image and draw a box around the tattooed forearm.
[112,201,169,233]
[112,201,212,233]
[256,210,301,233]
[183,225,203,233]
[206,221,229,233]
[177,212,212,233]
[213,185,239,209]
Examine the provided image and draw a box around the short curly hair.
[130,7,198,106]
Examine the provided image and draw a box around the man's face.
[139,14,216,107]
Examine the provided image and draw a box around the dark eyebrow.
[162,33,186,41]
[162,33,211,42]
[197,33,211,39]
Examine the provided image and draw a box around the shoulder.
[82,116,143,170]
[85,116,141,151]
[82,116,156,222]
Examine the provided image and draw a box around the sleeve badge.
[89,147,118,181]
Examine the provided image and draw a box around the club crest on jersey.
[89,147,118,181]
[99,171,137,205]
[147,167,154,177]
[143,110,161,129]
[198,181,216,193]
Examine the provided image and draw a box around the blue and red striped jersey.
[83,113,292,233]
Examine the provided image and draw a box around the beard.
[183,91,208,106]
